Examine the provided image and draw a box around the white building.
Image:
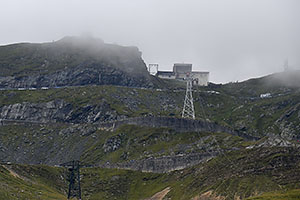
[191,71,209,86]
[156,63,209,86]
[260,93,272,98]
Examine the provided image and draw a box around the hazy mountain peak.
[56,35,104,48]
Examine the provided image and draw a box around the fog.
[0,0,299,83]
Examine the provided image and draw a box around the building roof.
[173,63,192,73]
[157,71,175,76]
[191,71,209,74]
[173,63,192,66]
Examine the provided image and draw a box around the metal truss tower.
[182,78,195,119]
[60,160,82,200]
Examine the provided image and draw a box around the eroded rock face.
[0,63,152,89]
[275,103,300,140]
[0,100,71,123]
[0,100,122,123]
[115,152,216,173]
[246,134,298,149]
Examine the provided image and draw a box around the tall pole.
[77,161,81,200]
[182,77,195,119]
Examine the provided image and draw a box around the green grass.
[81,168,169,200]
[81,124,248,165]
[247,189,300,200]
[0,165,66,200]
[81,147,300,200]
[1,146,300,200]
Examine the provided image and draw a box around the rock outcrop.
[110,152,216,173]
[0,100,124,123]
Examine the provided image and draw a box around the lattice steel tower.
[60,160,82,200]
[182,76,195,119]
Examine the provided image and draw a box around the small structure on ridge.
[156,63,209,86]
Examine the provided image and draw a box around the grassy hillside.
[0,36,147,77]
[1,146,300,200]
[1,76,299,138]
[247,189,300,200]
[0,121,247,166]
[0,164,66,200]
[81,124,247,165]
[0,71,300,199]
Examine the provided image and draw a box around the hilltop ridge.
[0,36,152,88]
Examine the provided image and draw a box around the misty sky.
[1,0,299,83]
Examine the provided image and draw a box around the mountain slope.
[0,164,66,200]
[1,146,300,200]
[1,37,300,200]
[0,36,152,88]
[1,73,299,139]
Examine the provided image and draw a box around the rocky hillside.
[0,36,153,88]
[0,72,299,172]
[0,38,300,199]
[217,70,300,139]
[0,70,299,139]
[0,121,249,170]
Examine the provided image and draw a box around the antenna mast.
[182,74,195,119]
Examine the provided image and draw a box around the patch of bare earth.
[145,187,171,200]
[192,190,225,200]
[1,164,33,183]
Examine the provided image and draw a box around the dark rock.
[99,116,258,141]
[0,100,124,124]
[103,134,123,153]
[104,152,217,173]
